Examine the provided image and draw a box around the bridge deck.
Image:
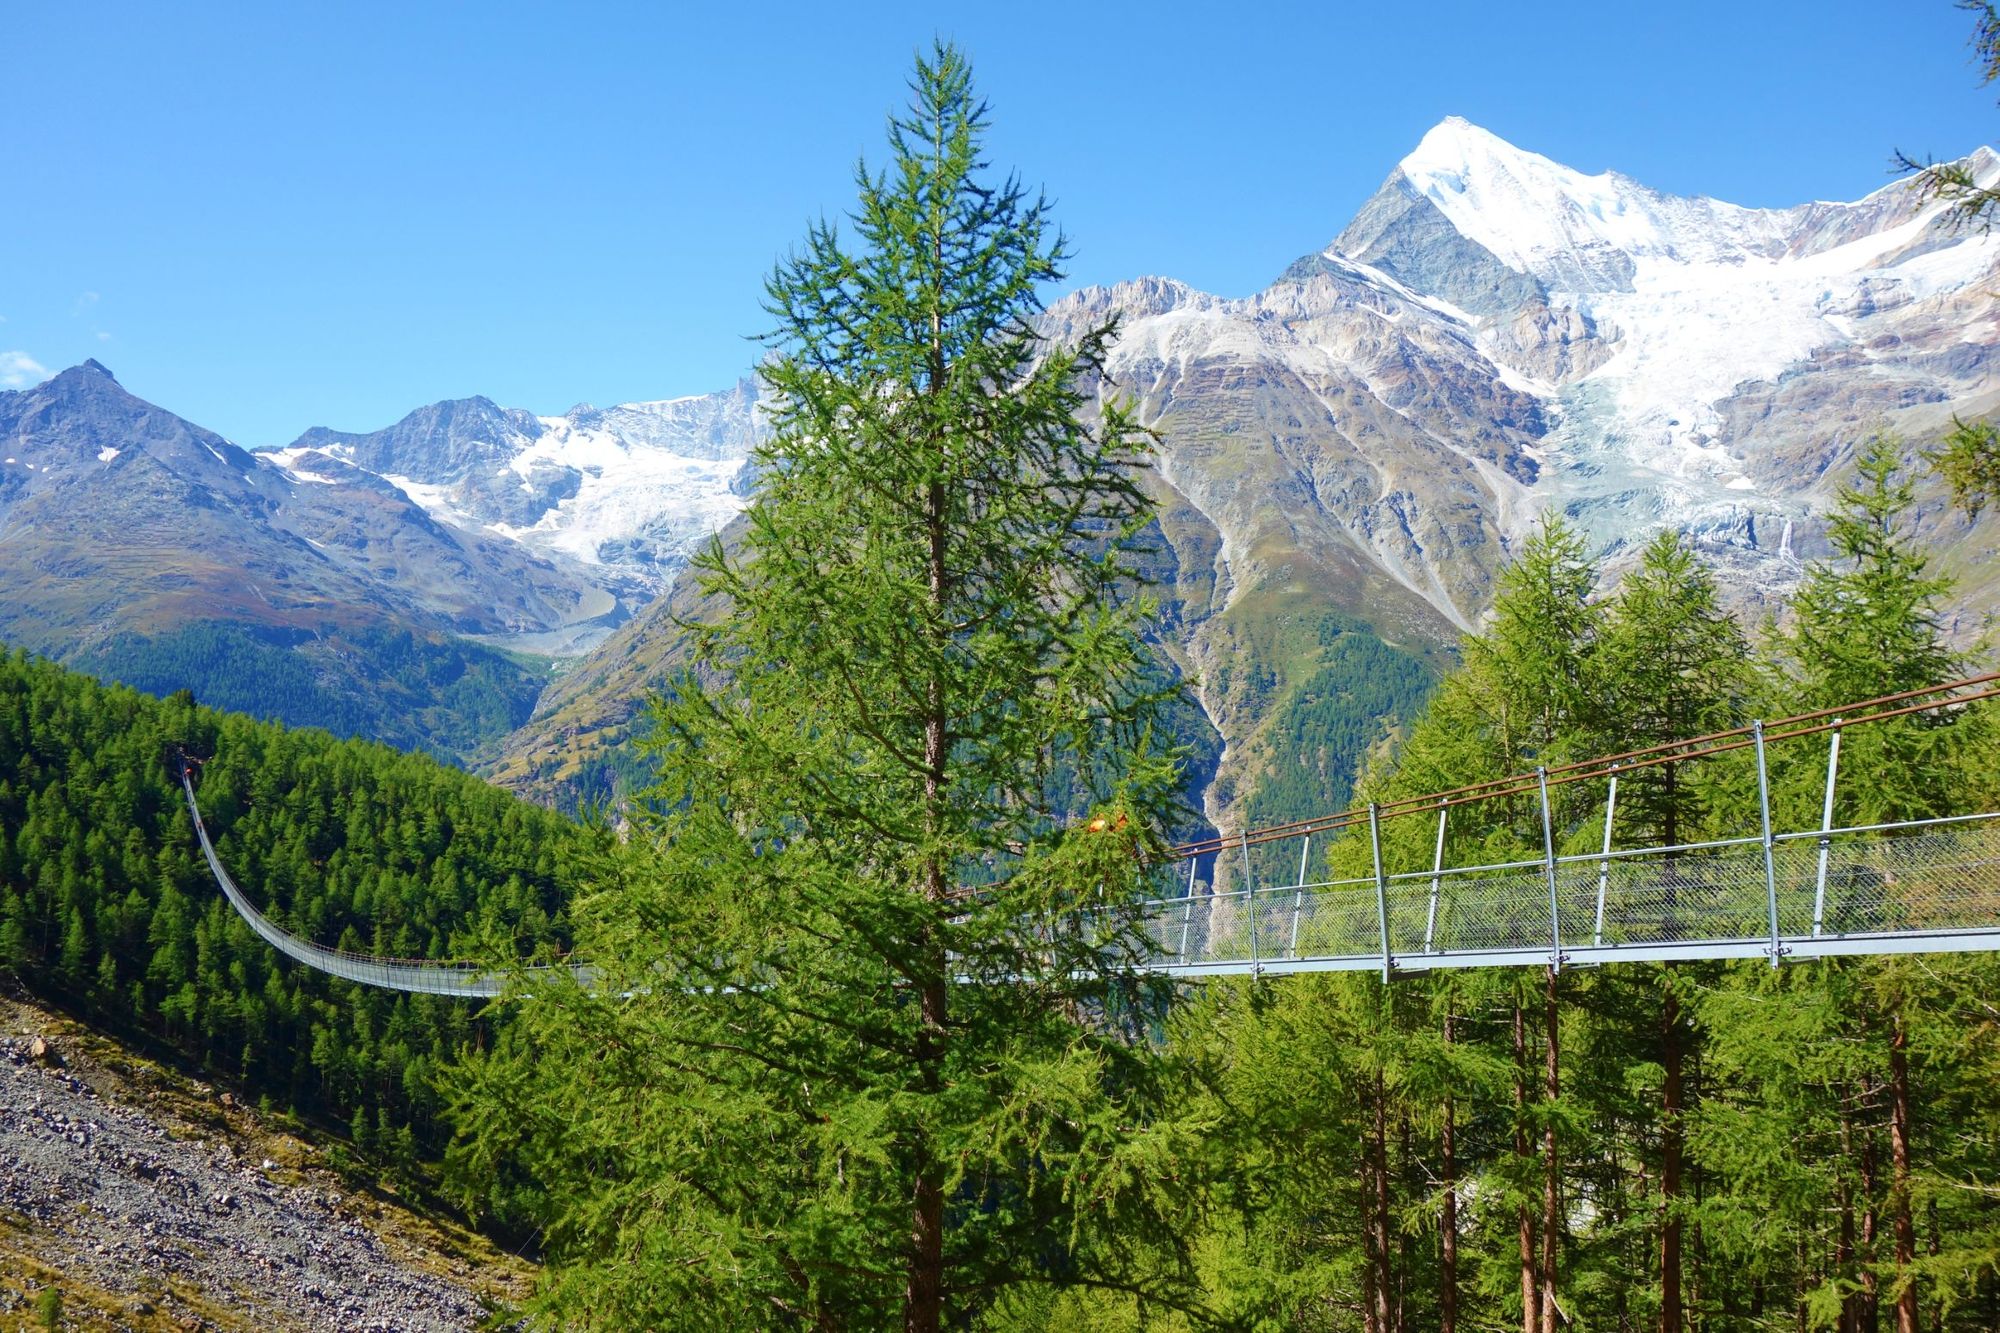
[1129,813,2000,977]
[181,768,2000,996]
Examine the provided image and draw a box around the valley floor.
[0,990,532,1331]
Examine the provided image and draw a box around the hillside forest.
[7,24,2000,1327]
[0,656,583,1186]
[2,435,1998,1330]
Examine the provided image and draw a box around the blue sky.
[4,1,1995,444]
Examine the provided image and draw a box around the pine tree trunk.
[1372,1067,1394,1333]
[1541,966,1561,1333]
[1890,1012,1918,1333]
[907,968,947,1333]
[1662,969,1684,1333]
[905,440,950,1331]
[1363,1207,1381,1333]
[1442,1004,1459,1333]
[1862,1099,1881,1333]
[1398,1112,1413,1333]
[1691,1162,1705,1330]
[1517,998,1541,1333]
[1839,1099,1859,1333]
[1926,1198,1941,1333]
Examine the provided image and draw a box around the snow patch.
[96,446,120,463]
[259,446,344,486]
[381,473,462,519]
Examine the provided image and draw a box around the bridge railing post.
[1370,803,1392,983]
[1289,835,1310,958]
[1423,799,1447,954]
[1240,830,1260,975]
[1538,767,1562,974]
[1178,855,1197,962]
[1595,766,1618,948]
[1755,720,1784,967]
[1812,720,1842,938]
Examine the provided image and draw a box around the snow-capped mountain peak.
[264,378,766,609]
[1396,116,1796,289]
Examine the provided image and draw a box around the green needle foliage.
[1925,415,2000,518]
[0,648,579,1193]
[1903,2,2000,517]
[1589,529,1752,849]
[1772,436,1977,828]
[449,44,1204,1331]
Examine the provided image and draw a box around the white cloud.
[95,331,111,343]
[0,351,50,388]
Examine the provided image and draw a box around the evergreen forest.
[6,29,2000,1333]
[4,422,2000,1331]
[998,442,2000,1332]
[0,652,582,1184]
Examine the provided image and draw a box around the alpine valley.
[4,118,1995,827]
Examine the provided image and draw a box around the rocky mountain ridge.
[0,362,602,646]
[268,379,761,632]
[491,121,2000,821]
[3,120,1994,816]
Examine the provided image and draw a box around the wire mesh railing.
[176,674,2000,994]
[1127,814,2000,976]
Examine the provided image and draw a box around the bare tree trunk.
[1517,999,1541,1333]
[1890,1012,1918,1333]
[1839,1100,1859,1333]
[1541,966,1561,1333]
[1398,1112,1413,1333]
[1363,1144,1382,1333]
[1372,1068,1395,1333]
[907,968,947,1333]
[1442,1004,1459,1333]
[1862,1095,1882,1333]
[1662,968,1684,1333]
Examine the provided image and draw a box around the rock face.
[490,123,2000,821]
[0,365,763,756]
[0,364,603,757]
[960,120,2000,827]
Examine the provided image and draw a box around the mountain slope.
[1061,125,1999,824]
[1,991,533,1331]
[275,379,762,634]
[6,120,1992,822]
[0,364,600,756]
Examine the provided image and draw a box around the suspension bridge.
[177,675,2000,998]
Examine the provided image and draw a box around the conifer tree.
[1472,514,1602,773]
[450,45,1200,1331]
[1709,438,1985,1330]
[1589,531,1751,1333]
[1775,437,1966,826]
[1591,531,1750,848]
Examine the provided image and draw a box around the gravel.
[0,1026,522,1331]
